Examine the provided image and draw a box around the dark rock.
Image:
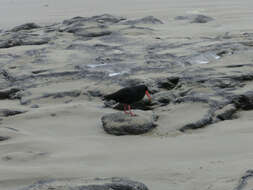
[175,14,214,23]
[234,169,253,190]
[20,177,149,190]
[43,90,81,99]
[32,70,49,74]
[215,104,237,120]
[76,30,112,38]
[63,14,126,25]
[0,109,26,117]
[0,136,10,141]
[87,90,103,97]
[10,23,40,32]
[1,70,16,82]
[0,88,20,99]
[232,91,253,110]
[31,104,39,108]
[225,64,246,68]
[151,91,177,106]
[122,16,163,25]
[191,15,214,23]
[0,33,50,49]
[101,111,157,135]
[156,77,179,90]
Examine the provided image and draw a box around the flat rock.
[10,22,40,32]
[21,177,149,190]
[122,16,163,25]
[235,169,253,190]
[101,111,157,135]
[175,14,214,23]
[215,104,237,120]
[154,103,212,135]
[0,88,20,99]
[0,109,26,117]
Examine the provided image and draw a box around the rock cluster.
[21,177,149,190]
[0,14,253,135]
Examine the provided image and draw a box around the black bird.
[104,85,151,116]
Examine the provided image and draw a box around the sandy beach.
[1,0,253,190]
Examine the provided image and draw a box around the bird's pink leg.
[128,105,135,116]
[124,104,129,114]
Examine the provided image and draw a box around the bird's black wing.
[104,87,133,103]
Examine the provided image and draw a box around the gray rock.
[0,136,9,141]
[122,16,163,25]
[76,30,112,38]
[232,91,253,110]
[10,22,40,32]
[101,111,157,135]
[156,77,179,90]
[179,112,213,131]
[20,177,149,190]
[175,14,214,23]
[0,32,50,49]
[0,88,20,99]
[0,109,26,117]
[63,14,126,25]
[234,169,253,190]
[215,104,237,120]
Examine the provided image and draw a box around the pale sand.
[1,1,253,190]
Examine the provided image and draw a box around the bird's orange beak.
[145,90,151,102]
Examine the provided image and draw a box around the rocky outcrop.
[1,14,253,134]
[122,16,163,25]
[0,109,26,117]
[175,14,214,23]
[21,177,149,190]
[10,23,41,32]
[101,111,157,135]
[234,170,253,190]
[0,32,50,49]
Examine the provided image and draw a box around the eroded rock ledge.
[21,177,149,190]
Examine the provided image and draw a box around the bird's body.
[104,85,151,116]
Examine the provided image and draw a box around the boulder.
[101,111,158,135]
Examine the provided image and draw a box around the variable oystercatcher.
[104,85,151,116]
